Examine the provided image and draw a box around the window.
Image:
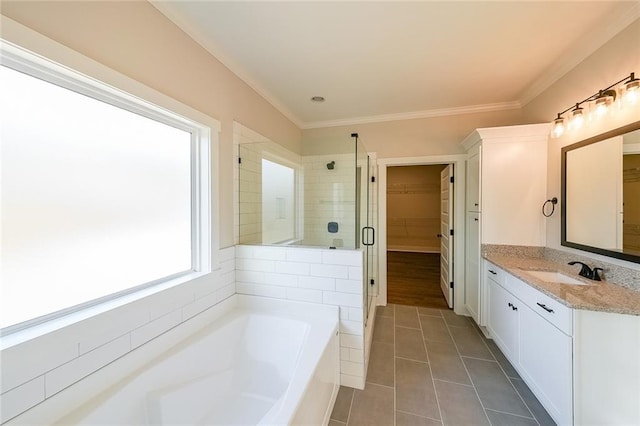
[0,43,211,331]
[261,158,296,243]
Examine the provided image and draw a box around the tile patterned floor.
[330,304,556,426]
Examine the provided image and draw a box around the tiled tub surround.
[235,244,369,389]
[0,247,236,423]
[483,245,640,315]
[8,296,339,425]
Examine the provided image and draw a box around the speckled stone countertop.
[483,252,640,317]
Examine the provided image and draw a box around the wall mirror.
[561,121,640,263]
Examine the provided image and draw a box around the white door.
[440,165,454,308]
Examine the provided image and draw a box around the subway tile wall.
[238,144,263,245]
[235,244,367,389]
[2,243,370,422]
[0,247,236,423]
[302,153,356,248]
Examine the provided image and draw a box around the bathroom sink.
[522,270,589,285]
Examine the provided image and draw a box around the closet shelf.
[387,183,439,194]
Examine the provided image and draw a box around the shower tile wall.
[235,244,367,388]
[238,146,262,245]
[302,153,356,248]
[0,247,236,423]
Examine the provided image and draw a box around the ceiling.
[152,1,639,129]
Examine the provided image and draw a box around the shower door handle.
[362,227,375,246]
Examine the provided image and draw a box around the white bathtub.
[11,295,340,425]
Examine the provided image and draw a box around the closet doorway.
[386,164,452,309]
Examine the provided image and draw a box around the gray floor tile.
[417,307,443,317]
[376,304,395,318]
[470,319,492,341]
[330,385,354,423]
[434,380,490,426]
[419,315,453,343]
[485,409,538,426]
[396,305,421,328]
[396,411,443,426]
[396,326,428,362]
[441,309,473,328]
[424,340,472,385]
[396,358,440,419]
[463,357,531,418]
[449,325,494,360]
[367,341,395,387]
[484,338,520,379]
[349,383,394,426]
[329,420,347,426]
[373,315,394,343]
[510,378,557,426]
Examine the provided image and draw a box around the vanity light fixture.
[550,72,637,138]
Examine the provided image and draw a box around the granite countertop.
[484,253,640,316]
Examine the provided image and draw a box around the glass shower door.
[356,137,375,324]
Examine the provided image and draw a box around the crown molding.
[300,101,522,130]
[519,3,640,107]
[151,2,521,131]
[150,1,304,129]
[152,1,637,132]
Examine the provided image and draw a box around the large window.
[0,43,211,331]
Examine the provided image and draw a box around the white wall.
[302,109,524,159]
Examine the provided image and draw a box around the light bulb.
[594,97,609,117]
[593,90,616,118]
[623,85,639,106]
[552,116,565,138]
[569,105,584,130]
[622,73,639,106]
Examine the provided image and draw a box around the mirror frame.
[561,120,640,264]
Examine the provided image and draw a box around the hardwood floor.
[387,251,449,309]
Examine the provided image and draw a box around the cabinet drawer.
[504,275,572,336]
[484,262,506,286]
[526,289,573,336]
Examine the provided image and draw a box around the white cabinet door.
[481,139,547,246]
[487,278,519,361]
[467,151,480,212]
[519,303,573,426]
[465,211,480,323]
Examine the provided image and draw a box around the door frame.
[377,154,467,315]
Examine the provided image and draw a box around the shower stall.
[237,133,377,321]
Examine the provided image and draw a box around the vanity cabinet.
[486,261,573,425]
[461,124,549,326]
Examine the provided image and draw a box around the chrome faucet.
[568,261,603,281]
